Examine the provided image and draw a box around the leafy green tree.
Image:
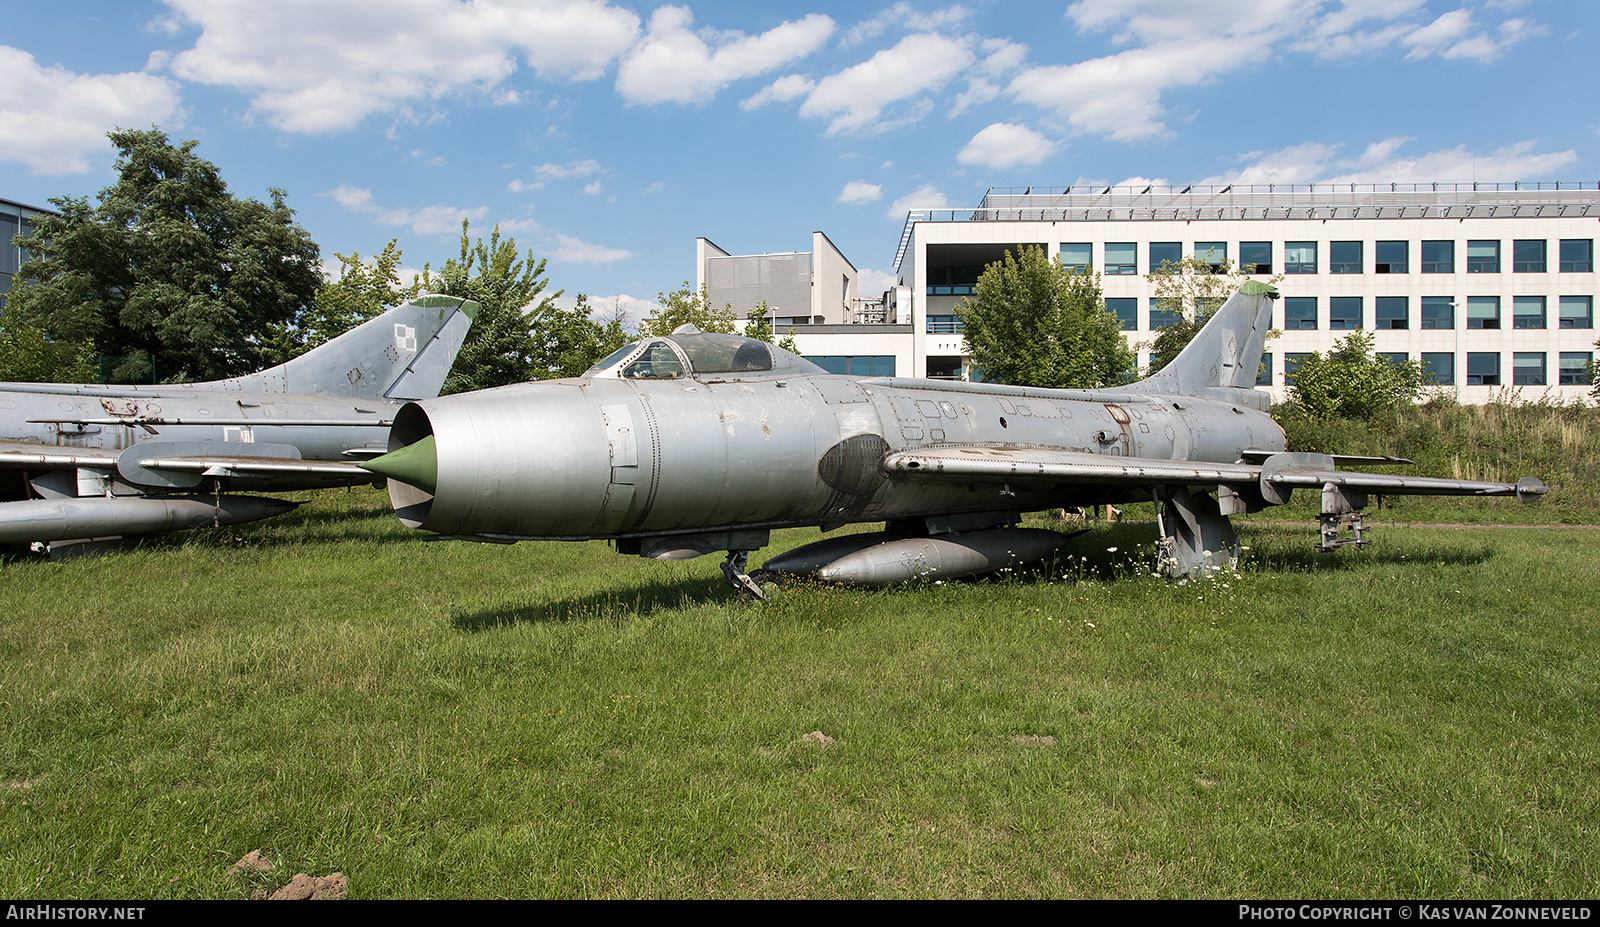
[0,305,95,382]
[531,294,633,379]
[1145,254,1281,375]
[743,300,774,342]
[954,246,1134,388]
[1285,331,1428,422]
[292,240,422,357]
[7,128,321,382]
[420,220,559,393]
[639,282,736,337]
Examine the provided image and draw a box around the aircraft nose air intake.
[362,434,438,493]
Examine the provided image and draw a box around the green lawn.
[1,487,1596,898]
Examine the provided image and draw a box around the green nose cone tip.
[362,435,438,494]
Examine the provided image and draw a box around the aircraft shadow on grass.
[446,524,1496,631]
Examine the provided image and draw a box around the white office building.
[700,183,1599,403]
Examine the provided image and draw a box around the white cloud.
[0,47,184,175]
[957,122,1058,169]
[843,3,974,47]
[799,33,974,136]
[741,74,815,111]
[886,183,956,220]
[1198,142,1342,185]
[321,184,489,234]
[162,0,641,133]
[856,266,901,296]
[550,233,632,264]
[1322,139,1579,184]
[615,7,834,105]
[838,181,883,205]
[1007,0,1546,141]
[1195,137,1579,186]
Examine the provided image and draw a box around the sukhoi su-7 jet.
[363,283,1544,597]
[1,296,475,554]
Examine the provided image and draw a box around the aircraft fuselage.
[384,372,1285,541]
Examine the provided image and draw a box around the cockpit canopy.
[583,332,825,381]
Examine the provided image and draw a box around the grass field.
[2,485,1596,899]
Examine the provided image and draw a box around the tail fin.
[1129,281,1277,402]
[208,296,478,400]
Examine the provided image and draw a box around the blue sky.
[3,0,1593,322]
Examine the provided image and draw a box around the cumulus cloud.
[886,183,956,220]
[615,7,834,105]
[957,122,1058,169]
[837,181,883,205]
[1324,138,1578,184]
[550,233,632,264]
[1010,0,1542,142]
[161,0,641,133]
[799,33,974,136]
[1010,0,1295,143]
[1197,137,1579,186]
[321,184,489,234]
[842,2,974,47]
[740,73,815,111]
[0,47,184,175]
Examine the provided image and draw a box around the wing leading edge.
[882,445,1547,501]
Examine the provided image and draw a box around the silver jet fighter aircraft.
[362,282,1544,596]
[0,295,475,553]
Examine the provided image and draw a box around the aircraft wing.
[0,440,121,471]
[0,439,377,492]
[881,446,1546,500]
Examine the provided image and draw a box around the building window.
[1560,296,1594,329]
[925,263,981,296]
[1105,242,1137,274]
[1420,296,1454,329]
[1060,242,1091,273]
[1513,240,1546,273]
[1512,296,1546,330]
[1380,352,1409,369]
[1466,297,1500,330]
[1376,297,1408,330]
[807,356,897,377]
[1257,353,1272,386]
[1330,297,1363,330]
[1285,353,1311,385]
[1466,352,1500,385]
[926,315,963,334]
[1330,240,1362,274]
[1421,240,1454,274]
[1240,241,1272,274]
[1150,241,1182,272]
[1106,297,1137,331]
[1422,353,1454,385]
[1283,297,1317,330]
[1512,353,1546,386]
[1284,241,1317,274]
[1375,240,1408,274]
[1559,353,1593,386]
[1195,241,1227,272]
[1466,240,1500,273]
[926,356,962,379]
[1560,239,1593,272]
[1149,301,1183,328]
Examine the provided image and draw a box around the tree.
[7,128,321,382]
[639,282,735,337]
[743,300,774,342]
[1285,331,1428,422]
[530,294,633,379]
[954,246,1134,388]
[1145,254,1281,375]
[419,220,559,394]
[293,240,422,357]
[0,305,95,382]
